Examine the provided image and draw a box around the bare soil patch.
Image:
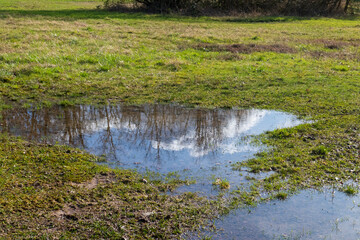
[69,172,118,190]
[310,50,360,61]
[192,43,297,54]
[306,38,360,49]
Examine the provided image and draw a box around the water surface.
[196,189,360,240]
[6,104,357,240]
[0,104,303,194]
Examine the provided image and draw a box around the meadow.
[0,0,359,238]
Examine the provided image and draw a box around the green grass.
[0,134,221,239]
[0,0,103,11]
[0,0,359,238]
[342,184,358,196]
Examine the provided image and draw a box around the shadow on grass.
[0,9,168,20]
[0,9,358,23]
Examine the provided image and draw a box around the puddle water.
[0,104,303,194]
[5,104,356,239]
[195,189,360,240]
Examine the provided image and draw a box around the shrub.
[104,0,353,15]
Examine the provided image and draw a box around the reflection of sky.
[154,110,266,157]
[58,108,308,198]
[201,189,360,240]
[0,105,308,194]
[12,105,358,239]
[1,106,306,177]
[74,109,303,161]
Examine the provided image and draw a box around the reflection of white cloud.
[220,141,262,155]
[222,110,267,138]
[65,107,303,158]
[152,110,267,157]
[279,117,303,129]
[151,133,209,157]
[81,119,137,132]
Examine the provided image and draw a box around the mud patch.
[306,38,360,49]
[215,52,244,61]
[69,172,118,190]
[192,43,296,54]
[310,50,360,61]
[51,205,79,221]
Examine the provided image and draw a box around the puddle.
[193,189,360,240]
[0,104,304,194]
[2,104,357,240]
[7,104,355,239]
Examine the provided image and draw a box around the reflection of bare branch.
[1,105,254,166]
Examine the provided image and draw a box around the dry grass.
[192,43,297,54]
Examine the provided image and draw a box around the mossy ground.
[0,0,359,238]
[0,134,221,239]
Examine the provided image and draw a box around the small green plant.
[275,192,288,200]
[332,65,349,72]
[343,185,358,196]
[59,100,74,107]
[311,145,329,156]
[213,178,230,189]
[269,128,296,139]
[0,70,13,83]
[98,65,111,72]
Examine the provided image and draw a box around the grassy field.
[0,0,359,238]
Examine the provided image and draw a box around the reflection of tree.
[1,104,253,164]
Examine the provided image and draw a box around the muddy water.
[3,104,357,239]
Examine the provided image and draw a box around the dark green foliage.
[343,185,358,195]
[104,0,353,15]
[275,192,288,200]
[311,145,329,156]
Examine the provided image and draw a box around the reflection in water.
[6,104,355,239]
[198,189,360,240]
[1,104,306,197]
[0,104,303,175]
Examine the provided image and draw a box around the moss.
[0,134,220,239]
[0,0,359,237]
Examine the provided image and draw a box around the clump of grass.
[0,70,14,83]
[332,65,350,72]
[213,178,230,189]
[268,128,297,139]
[342,185,358,196]
[311,145,329,156]
[251,36,262,40]
[275,192,288,200]
[59,100,74,107]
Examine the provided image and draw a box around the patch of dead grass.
[309,50,360,61]
[305,38,360,49]
[192,43,297,54]
[69,172,118,190]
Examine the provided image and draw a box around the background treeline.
[104,0,354,15]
